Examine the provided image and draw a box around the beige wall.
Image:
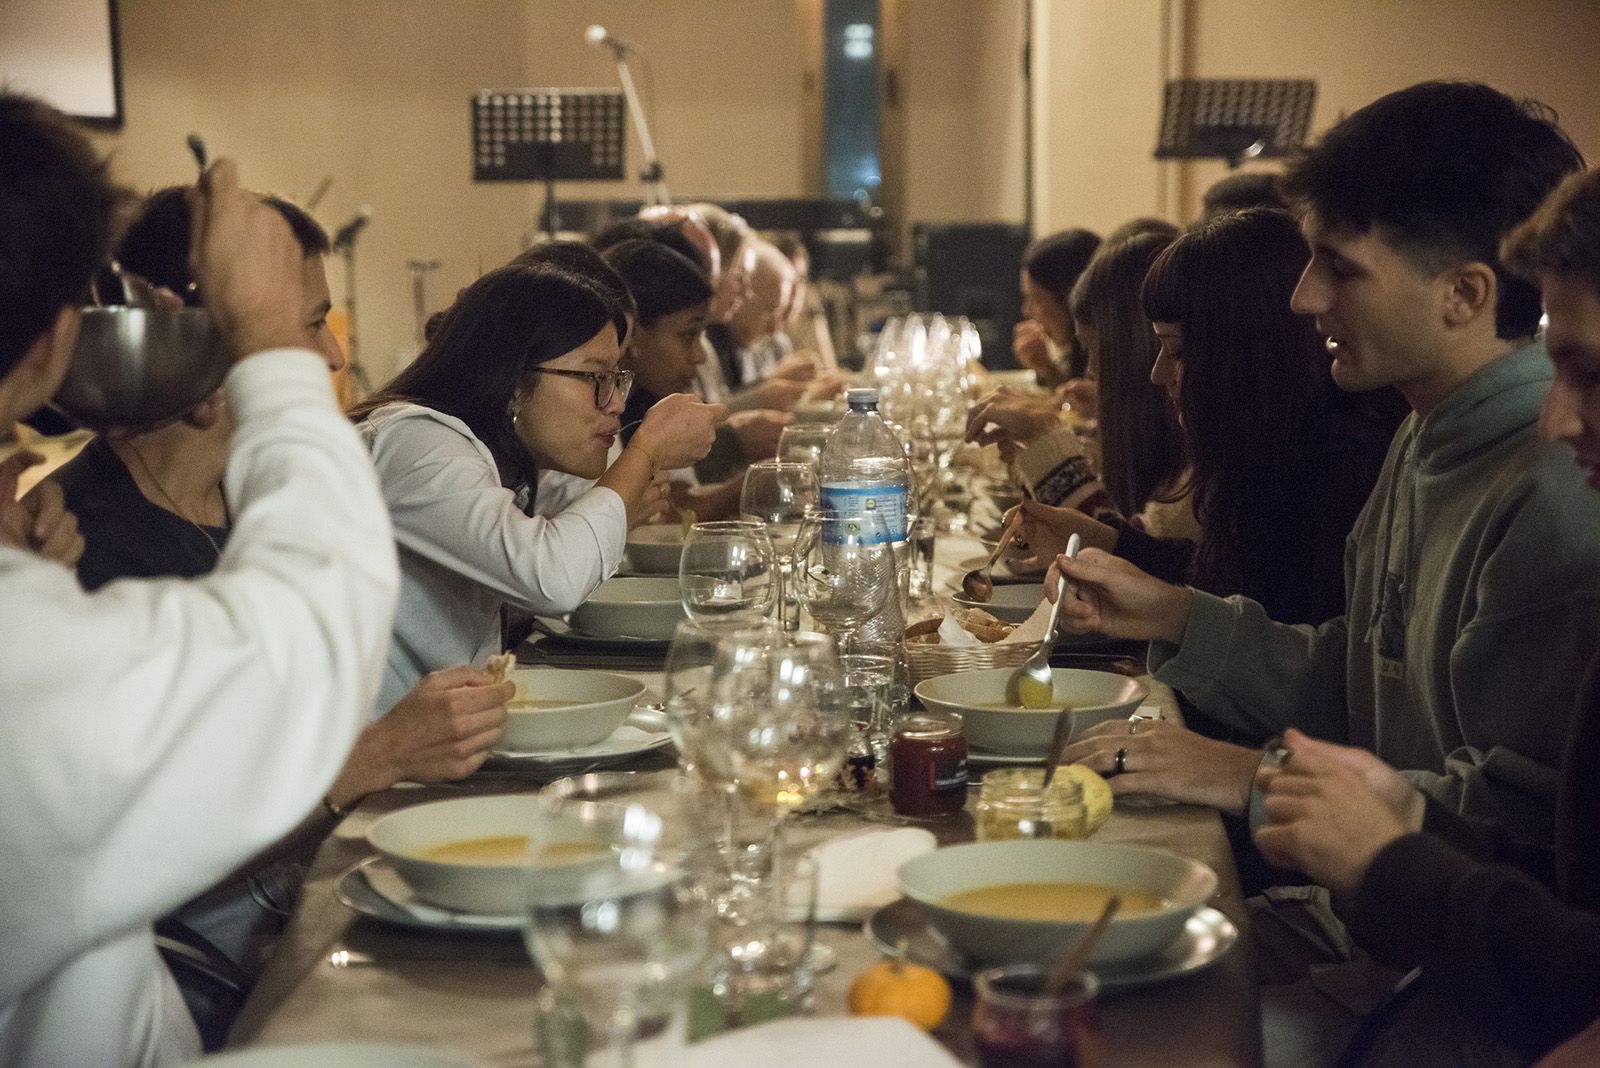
[1033,0,1600,235]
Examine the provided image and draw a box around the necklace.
[119,438,229,560]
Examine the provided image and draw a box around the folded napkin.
[806,827,936,922]
[686,1017,962,1066]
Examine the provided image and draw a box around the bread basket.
[903,632,1038,688]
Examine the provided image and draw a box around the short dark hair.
[114,186,330,307]
[511,239,635,322]
[1502,168,1600,295]
[1201,172,1285,217]
[1104,217,1179,247]
[1022,228,1101,300]
[602,238,714,327]
[1282,80,1584,339]
[591,218,710,278]
[351,262,628,487]
[0,92,121,377]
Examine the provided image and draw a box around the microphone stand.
[333,221,371,399]
[599,38,668,206]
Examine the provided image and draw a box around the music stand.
[471,88,626,237]
[1155,79,1316,168]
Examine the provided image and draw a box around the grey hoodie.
[1150,341,1600,851]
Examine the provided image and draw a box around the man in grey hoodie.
[1054,82,1600,866]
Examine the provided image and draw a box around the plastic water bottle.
[819,387,912,643]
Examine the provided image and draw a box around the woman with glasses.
[352,260,726,712]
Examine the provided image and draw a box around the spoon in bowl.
[1045,894,1120,996]
[1005,532,1079,708]
[960,508,1024,602]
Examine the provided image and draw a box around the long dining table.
[228,533,1262,1066]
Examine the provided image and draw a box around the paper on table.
[686,1017,963,1067]
[935,596,1050,647]
[805,827,937,921]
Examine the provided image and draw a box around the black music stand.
[471,88,626,237]
[1155,79,1316,168]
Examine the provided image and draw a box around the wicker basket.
[904,636,1039,688]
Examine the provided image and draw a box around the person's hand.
[771,351,819,382]
[1058,377,1099,419]
[1015,497,1117,563]
[330,665,514,806]
[1045,547,1192,643]
[188,158,308,363]
[1013,319,1055,378]
[0,452,84,565]
[741,377,808,412]
[1063,717,1261,813]
[966,386,1061,448]
[728,408,793,460]
[801,371,845,401]
[631,392,729,471]
[1252,729,1421,897]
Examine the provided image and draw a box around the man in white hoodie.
[0,93,398,1064]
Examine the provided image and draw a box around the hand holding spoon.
[961,508,1024,602]
[1006,532,1079,707]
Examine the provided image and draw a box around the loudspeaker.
[912,222,1030,369]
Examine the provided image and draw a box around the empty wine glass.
[740,459,819,631]
[793,510,894,649]
[524,772,713,1068]
[679,520,776,624]
[776,424,832,470]
[662,619,776,788]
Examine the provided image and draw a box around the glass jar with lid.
[975,768,1090,841]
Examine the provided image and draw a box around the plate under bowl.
[914,667,1147,755]
[898,839,1217,967]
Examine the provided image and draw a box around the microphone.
[584,24,640,54]
[331,206,372,251]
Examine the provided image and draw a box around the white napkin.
[686,1017,963,1067]
[806,827,936,922]
[936,613,981,646]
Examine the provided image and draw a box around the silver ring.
[1128,721,1139,736]
[1114,746,1128,775]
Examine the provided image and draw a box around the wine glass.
[679,520,776,624]
[662,619,776,788]
[740,459,819,631]
[776,424,832,470]
[523,771,713,1068]
[792,510,894,650]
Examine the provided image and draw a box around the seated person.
[1050,83,1600,869]
[0,94,397,1063]
[350,261,725,712]
[1027,209,1405,626]
[770,230,838,370]
[52,189,512,1041]
[1013,228,1101,389]
[1201,170,1287,217]
[1247,165,1600,1066]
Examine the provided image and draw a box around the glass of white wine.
[679,520,776,624]
[740,459,819,631]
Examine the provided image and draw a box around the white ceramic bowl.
[625,525,686,574]
[503,668,644,751]
[569,576,685,639]
[914,667,1147,755]
[898,840,1217,967]
[951,583,1043,624]
[367,794,541,915]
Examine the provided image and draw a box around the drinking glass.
[662,619,774,788]
[776,424,833,470]
[524,772,713,1068]
[679,520,776,624]
[739,460,819,631]
[792,510,893,648]
[708,850,820,1020]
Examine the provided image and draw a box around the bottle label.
[819,484,908,543]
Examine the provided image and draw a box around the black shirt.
[54,437,230,591]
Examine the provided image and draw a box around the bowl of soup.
[569,576,685,639]
[368,794,606,915]
[898,840,1217,967]
[501,668,645,751]
[913,667,1147,756]
[625,524,686,575]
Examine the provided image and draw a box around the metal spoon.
[1005,533,1079,706]
[960,508,1024,602]
[1045,894,1120,995]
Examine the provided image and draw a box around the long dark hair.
[1023,228,1101,378]
[1069,231,1184,516]
[351,262,627,487]
[1141,208,1396,608]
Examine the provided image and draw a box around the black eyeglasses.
[526,367,635,409]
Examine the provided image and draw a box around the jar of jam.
[972,965,1105,1068]
[975,768,1089,841]
[889,712,968,817]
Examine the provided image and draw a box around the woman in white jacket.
[352,257,724,711]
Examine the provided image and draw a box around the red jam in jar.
[890,711,968,817]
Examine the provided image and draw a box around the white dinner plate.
[865,899,1237,989]
[533,615,672,653]
[486,709,674,770]
[335,856,522,934]
[197,1042,486,1067]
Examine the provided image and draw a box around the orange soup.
[940,881,1166,921]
